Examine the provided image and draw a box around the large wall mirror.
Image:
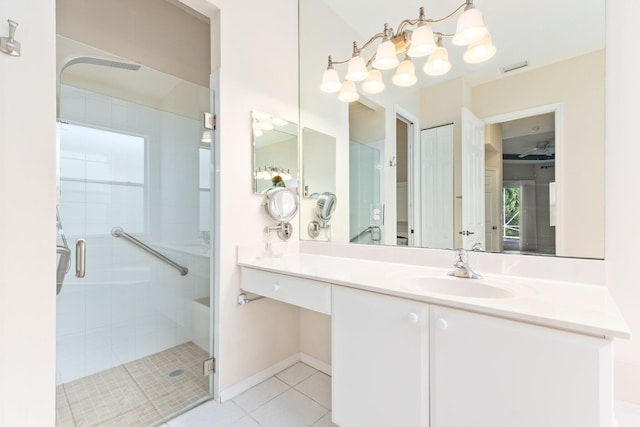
[299,0,605,259]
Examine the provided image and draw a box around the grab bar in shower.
[111,227,189,276]
[56,245,71,295]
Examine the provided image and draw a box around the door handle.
[75,239,86,278]
[458,230,475,236]
[492,226,498,230]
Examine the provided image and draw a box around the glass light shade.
[372,40,400,70]
[320,68,341,93]
[423,47,451,76]
[463,33,496,64]
[272,118,289,126]
[392,59,417,87]
[452,7,488,46]
[253,111,270,120]
[201,130,212,143]
[407,25,437,58]
[345,55,368,81]
[361,70,385,94]
[258,118,273,130]
[253,127,263,137]
[338,80,360,103]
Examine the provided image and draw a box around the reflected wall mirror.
[253,110,299,194]
[300,127,338,241]
[299,0,605,259]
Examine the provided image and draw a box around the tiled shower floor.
[56,342,209,427]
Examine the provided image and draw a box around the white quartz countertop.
[238,253,631,339]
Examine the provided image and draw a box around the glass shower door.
[55,36,214,427]
[349,141,382,244]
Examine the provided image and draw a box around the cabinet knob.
[437,318,448,330]
[408,312,419,323]
[274,282,280,291]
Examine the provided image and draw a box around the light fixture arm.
[357,30,387,53]
[425,2,469,24]
[396,7,426,35]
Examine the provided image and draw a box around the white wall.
[0,1,57,425]
[212,0,302,394]
[606,1,640,405]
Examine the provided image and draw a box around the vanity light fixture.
[252,111,291,135]
[320,1,496,101]
[255,166,292,181]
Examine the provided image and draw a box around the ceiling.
[320,0,604,87]
[501,113,555,159]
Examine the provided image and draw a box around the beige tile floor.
[56,342,210,427]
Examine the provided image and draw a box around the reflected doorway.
[491,112,556,256]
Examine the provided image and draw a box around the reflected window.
[503,186,521,249]
[59,123,146,234]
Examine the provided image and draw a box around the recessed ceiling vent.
[501,61,529,74]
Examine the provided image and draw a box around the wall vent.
[501,61,529,73]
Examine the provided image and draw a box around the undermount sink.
[399,275,514,299]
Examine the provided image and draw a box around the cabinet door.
[430,305,613,427]
[332,286,429,427]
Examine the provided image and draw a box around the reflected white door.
[420,125,454,249]
[461,108,485,250]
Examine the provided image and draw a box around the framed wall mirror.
[299,0,605,259]
[253,110,299,194]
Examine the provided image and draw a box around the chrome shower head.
[56,54,141,119]
[58,55,141,73]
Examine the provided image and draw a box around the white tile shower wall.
[56,85,210,384]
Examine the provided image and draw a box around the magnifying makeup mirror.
[264,187,299,240]
[308,192,337,238]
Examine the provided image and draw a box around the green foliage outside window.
[504,187,520,237]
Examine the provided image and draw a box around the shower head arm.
[56,54,141,119]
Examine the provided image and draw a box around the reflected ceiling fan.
[518,141,554,158]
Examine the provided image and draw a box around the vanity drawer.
[241,267,331,314]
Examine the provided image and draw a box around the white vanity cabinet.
[430,305,613,427]
[332,286,429,427]
[332,286,614,427]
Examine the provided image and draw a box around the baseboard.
[219,352,333,402]
[300,353,331,376]
[220,353,301,402]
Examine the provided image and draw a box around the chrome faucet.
[448,249,482,279]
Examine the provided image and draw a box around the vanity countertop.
[238,253,631,339]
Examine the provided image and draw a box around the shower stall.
[55,35,214,426]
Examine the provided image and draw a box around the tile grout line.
[60,385,79,427]
[240,362,324,414]
[239,367,330,426]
